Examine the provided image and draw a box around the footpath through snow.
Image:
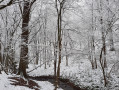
[28,58,119,90]
[0,71,63,90]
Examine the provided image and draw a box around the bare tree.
[55,0,66,89]
[18,0,36,78]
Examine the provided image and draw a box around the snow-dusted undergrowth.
[28,57,119,90]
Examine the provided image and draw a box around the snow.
[0,53,119,90]
[0,71,63,90]
[36,81,63,90]
[28,58,119,90]
[0,56,119,90]
[0,71,32,90]
[28,64,54,76]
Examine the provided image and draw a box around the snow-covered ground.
[0,71,62,90]
[0,53,119,90]
[28,57,119,90]
[35,81,62,90]
[0,72,32,90]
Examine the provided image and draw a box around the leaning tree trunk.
[99,0,107,86]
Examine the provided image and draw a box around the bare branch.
[0,0,15,10]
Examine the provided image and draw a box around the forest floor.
[0,52,119,90]
[28,56,119,90]
[0,71,83,90]
[0,71,63,90]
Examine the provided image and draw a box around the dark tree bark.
[0,38,2,73]
[0,0,14,10]
[99,46,107,87]
[0,35,2,65]
[64,42,68,66]
[18,1,30,78]
[98,0,107,86]
[18,0,37,78]
[55,0,66,89]
[54,42,57,78]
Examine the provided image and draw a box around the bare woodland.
[0,0,119,90]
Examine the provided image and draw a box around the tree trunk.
[0,41,2,65]
[55,0,66,89]
[18,1,30,78]
[109,25,115,51]
[64,42,68,66]
[100,47,107,87]
[102,31,107,68]
[54,42,57,77]
[107,0,115,51]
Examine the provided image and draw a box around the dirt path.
[28,76,87,90]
